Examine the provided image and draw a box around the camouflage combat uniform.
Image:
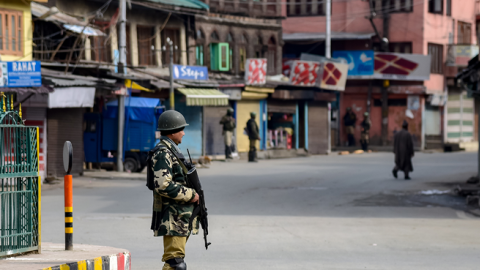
[150,137,199,269]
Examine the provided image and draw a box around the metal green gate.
[0,92,41,257]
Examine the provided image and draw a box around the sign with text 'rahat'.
[0,61,42,88]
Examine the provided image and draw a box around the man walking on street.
[151,110,200,270]
[360,112,371,151]
[343,107,357,146]
[393,120,414,180]
[246,112,260,162]
[219,107,236,159]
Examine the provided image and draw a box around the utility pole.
[117,0,127,172]
[325,0,331,58]
[380,0,390,146]
[168,38,175,110]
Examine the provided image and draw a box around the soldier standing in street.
[246,112,260,162]
[343,107,357,146]
[219,107,236,159]
[360,112,371,151]
[151,110,200,270]
[392,120,415,180]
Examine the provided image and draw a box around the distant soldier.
[392,120,414,180]
[151,110,200,270]
[219,107,236,159]
[360,112,371,151]
[343,107,357,146]
[246,112,260,162]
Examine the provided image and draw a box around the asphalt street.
[41,152,480,269]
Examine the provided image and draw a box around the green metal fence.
[0,92,41,257]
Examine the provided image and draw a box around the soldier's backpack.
[146,144,164,190]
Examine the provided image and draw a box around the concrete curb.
[42,252,131,270]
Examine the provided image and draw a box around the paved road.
[42,152,480,269]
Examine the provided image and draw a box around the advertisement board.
[0,61,42,87]
[289,60,321,87]
[173,65,208,80]
[245,58,267,85]
[332,50,374,76]
[320,62,348,91]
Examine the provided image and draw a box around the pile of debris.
[454,177,480,207]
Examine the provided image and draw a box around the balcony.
[446,44,479,67]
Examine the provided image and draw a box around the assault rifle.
[186,149,211,250]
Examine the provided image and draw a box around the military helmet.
[157,110,189,131]
[364,112,369,116]
[250,112,256,118]
[227,107,234,113]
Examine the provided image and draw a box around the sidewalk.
[0,243,130,270]
[83,170,146,181]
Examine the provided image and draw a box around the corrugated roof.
[31,2,104,36]
[45,77,97,87]
[139,0,209,10]
[283,32,375,42]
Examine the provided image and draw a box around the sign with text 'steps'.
[245,58,267,85]
[173,65,208,80]
[0,61,42,87]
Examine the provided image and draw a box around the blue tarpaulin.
[104,97,162,123]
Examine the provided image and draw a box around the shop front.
[175,88,229,158]
[267,100,296,150]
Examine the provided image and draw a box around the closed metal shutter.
[308,102,329,154]
[47,108,84,177]
[236,101,260,152]
[204,106,230,156]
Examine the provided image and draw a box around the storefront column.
[305,102,309,151]
[421,96,426,150]
[295,103,299,149]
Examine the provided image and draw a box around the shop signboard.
[245,58,267,85]
[333,51,431,81]
[173,65,209,80]
[373,53,431,81]
[332,50,374,76]
[289,60,321,87]
[0,61,42,87]
[320,61,348,91]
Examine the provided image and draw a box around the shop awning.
[177,88,229,106]
[125,79,154,92]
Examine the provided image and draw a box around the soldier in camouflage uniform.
[219,107,236,159]
[151,110,200,270]
[360,112,371,151]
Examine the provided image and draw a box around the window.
[267,37,276,75]
[0,9,23,56]
[389,42,412,53]
[446,0,451,16]
[195,45,204,66]
[195,29,205,66]
[239,34,247,72]
[226,33,234,71]
[137,26,155,66]
[428,0,443,14]
[428,43,443,74]
[210,31,219,41]
[457,21,472,44]
[90,34,112,63]
[389,0,413,13]
[288,0,326,16]
[210,43,229,71]
[161,28,180,65]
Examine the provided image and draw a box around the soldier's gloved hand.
[191,193,200,204]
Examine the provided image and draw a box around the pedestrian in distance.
[149,110,200,270]
[392,120,414,180]
[343,107,357,146]
[219,107,236,160]
[245,112,260,162]
[360,112,371,151]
